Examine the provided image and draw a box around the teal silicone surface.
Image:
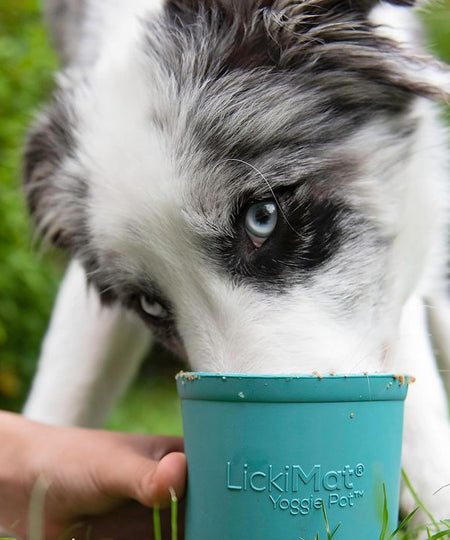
[177,374,408,540]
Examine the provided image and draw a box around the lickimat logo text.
[226,462,366,516]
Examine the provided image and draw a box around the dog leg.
[392,295,450,521]
[23,259,151,427]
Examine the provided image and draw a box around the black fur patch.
[160,0,430,101]
[81,259,185,355]
[210,187,354,291]
[166,0,416,18]
[24,96,86,250]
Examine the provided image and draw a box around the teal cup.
[176,373,410,540]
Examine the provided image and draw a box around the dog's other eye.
[139,295,168,319]
[245,201,278,247]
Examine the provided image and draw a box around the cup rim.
[176,372,412,403]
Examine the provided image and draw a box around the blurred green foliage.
[0,0,61,410]
[0,1,449,414]
[107,376,183,435]
[421,1,450,121]
[421,0,450,63]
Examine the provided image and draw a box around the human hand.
[0,411,186,539]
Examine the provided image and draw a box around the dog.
[23,0,450,523]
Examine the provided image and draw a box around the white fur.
[392,296,450,518]
[75,0,165,66]
[24,260,151,426]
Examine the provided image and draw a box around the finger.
[113,433,184,461]
[97,449,187,509]
[136,452,187,508]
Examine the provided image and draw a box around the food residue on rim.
[394,374,406,386]
[312,371,323,380]
[393,374,416,386]
[238,391,245,399]
[175,371,200,381]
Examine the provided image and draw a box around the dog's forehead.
[74,66,354,257]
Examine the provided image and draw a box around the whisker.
[224,157,305,239]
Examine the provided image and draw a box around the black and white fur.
[23,0,450,522]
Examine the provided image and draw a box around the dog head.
[24,0,449,373]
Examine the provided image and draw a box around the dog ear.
[24,98,86,250]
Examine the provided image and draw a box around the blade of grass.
[330,523,342,539]
[427,527,450,540]
[153,505,162,540]
[402,470,439,531]
[170,487,178,540]
[389,507,420,539]
[28,476,49,540]
[320,501,341,540]
[379,484,390,540]
[427,522,450,540]
[427,530,450,539]
[321,500,332,539]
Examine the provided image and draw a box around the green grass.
[153,488,178,540]
[297,479,450,540]
[294,485,450,540]
[152,489,450,540]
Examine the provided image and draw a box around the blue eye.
[245,201,278,247]
[140,295,168,319]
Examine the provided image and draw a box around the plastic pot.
[176,373,410,540]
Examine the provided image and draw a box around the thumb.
[100,450,187,509]
[135,451,187,508]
